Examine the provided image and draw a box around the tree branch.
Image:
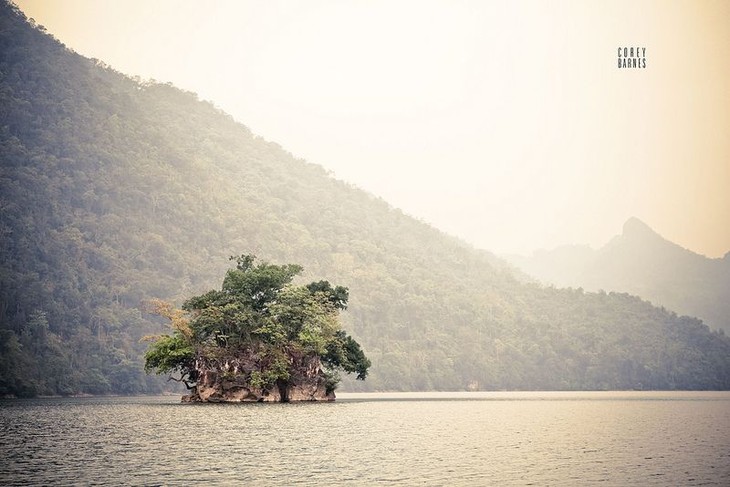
[167,374,196,390]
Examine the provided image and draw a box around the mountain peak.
[622,217,657,239]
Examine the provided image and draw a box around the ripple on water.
[0,392,729,485]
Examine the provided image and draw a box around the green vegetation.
[144,255,369,395]
[1,1,729,397]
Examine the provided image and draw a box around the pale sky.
[16,0,730,257]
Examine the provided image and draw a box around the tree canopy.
[144,256,370,396]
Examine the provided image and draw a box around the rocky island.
[144,255,370,402]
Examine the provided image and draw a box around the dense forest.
[507,217,730,334]
[1,1,729,397]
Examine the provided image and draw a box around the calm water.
[1,391,728,485]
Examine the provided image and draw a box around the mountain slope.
[507,218,730,334]
[1,2,729,395]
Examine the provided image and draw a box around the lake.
[1,391,728,485]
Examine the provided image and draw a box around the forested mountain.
[506,217,730,334]
[1,2,729,397]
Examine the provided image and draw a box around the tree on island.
[144,255,370,402]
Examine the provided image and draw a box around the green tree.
[144,255,370,398]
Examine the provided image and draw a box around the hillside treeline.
[1,1,728,396]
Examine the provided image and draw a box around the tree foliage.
[144,256,370,390]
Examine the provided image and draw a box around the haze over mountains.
[506,217,730,334]
[1,2,729,396]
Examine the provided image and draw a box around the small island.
[144,255,370,402]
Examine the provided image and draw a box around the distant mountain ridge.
[507,217,730,333]
[1,1,729,396]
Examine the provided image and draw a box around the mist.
[2,1,730,484]
[17,0,730,257]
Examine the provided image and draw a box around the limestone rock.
[182,352,334,403]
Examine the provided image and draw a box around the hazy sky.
[16,0,730,257]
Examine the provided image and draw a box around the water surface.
[1,391,728,485]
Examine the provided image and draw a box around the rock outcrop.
[181,352,335,403]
